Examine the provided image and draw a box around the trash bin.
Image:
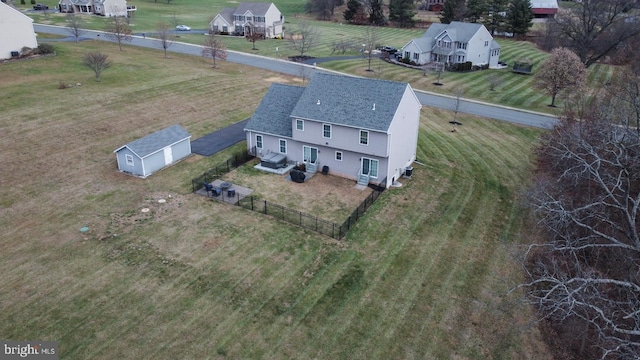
[405,166,413,177]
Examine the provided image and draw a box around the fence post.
[251,196,254,211]
[299,212,302,226]
[264,200,267,214]
[332,223,335,239]
[226,160,230,172]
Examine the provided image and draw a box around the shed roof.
[290,73,409,132]
[114,124,191,158]
[245,84,304,137]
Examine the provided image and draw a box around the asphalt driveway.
[191,119,249,156]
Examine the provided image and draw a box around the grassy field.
[21,0,617,113]
[0,41,552,359]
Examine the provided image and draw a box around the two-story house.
[0,2,38,60]
[209,2,283,39]
[244,73,422,189]
[58,0,129,17]
[400,21,501,68]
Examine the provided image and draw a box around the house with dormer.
[244,73,422,188]
[209,2,283,38]
[400,21,501,68]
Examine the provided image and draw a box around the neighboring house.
[245,73,422,189]
[209,2,284,39]
[114,124,191,178]
[0,2,38,60]
[58,0,129,17]
[425,0,444,12]
[531,0,558,18]
[400,21,501,68]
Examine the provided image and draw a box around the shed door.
[164,147,173,165]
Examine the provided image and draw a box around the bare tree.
[519,67,640,359]
[297,65,313,85]
[361,26,379,72]
[66,14,85,42]
[201,32,227,68]
[246,23,263,51]
[288,22,320,59]
[157,23,174,58]
[534,47,587,107]
[450,86,464,129]
[551,0,640,67]
[83,52,112,82]
[331,39,356,55]
[104,12,132,51]
[487,73,502,91]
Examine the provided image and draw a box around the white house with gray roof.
[58,0,129,17]
[245,73,422,188]
[114,124,191,178]
[209,2,283,38]
[401,21,501,68]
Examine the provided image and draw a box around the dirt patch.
[222,161,373,223]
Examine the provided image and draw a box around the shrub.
[36,44,55,55]
[30,0,35,4]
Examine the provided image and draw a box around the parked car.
[33,3,49,10]
[176,25,191,31]
[381,46,397,53]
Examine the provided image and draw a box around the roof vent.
[317,100,321,105]
[372,103,376,111]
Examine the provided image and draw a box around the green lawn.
[0,41,552,359]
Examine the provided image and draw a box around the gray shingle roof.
[244,84,305,137]
[290,73,408,132]
[440,21,485,42]
[217,7,235,24]
[115,124,191,158]
[413,22,486,48]
[234,2,273,16]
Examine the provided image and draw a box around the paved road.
[34,24,558,129]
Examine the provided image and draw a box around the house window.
[484,40,489,47]
[125,154,134,166]
[323,124,331,138]
[413,53,419,60]
[359,130,369,145]
[335,151,343,161]
[404,51,410,59]
[256,135,263,149]
[222,25,228,33]
[296,119,304,131]
[279,139,287,154]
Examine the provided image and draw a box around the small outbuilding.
[114,124,191,178]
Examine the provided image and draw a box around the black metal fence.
[191,149,385,239]
[235,188,383,240]
[191,151,255,192]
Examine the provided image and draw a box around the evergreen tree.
[466,0,487,23]
[439,0,466,24]
[506,0,534,37]
[389,0,416,27]
[482,0,509,35]
[368,0,386,25]
[343,0,362,22]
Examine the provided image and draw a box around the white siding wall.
[467,27,493,66]
[0,3,38,60]
[103,0,128,16]
[386,86,421,186]
[292,120,388,158]
[264,4,283,38]
[401,40,429,65]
